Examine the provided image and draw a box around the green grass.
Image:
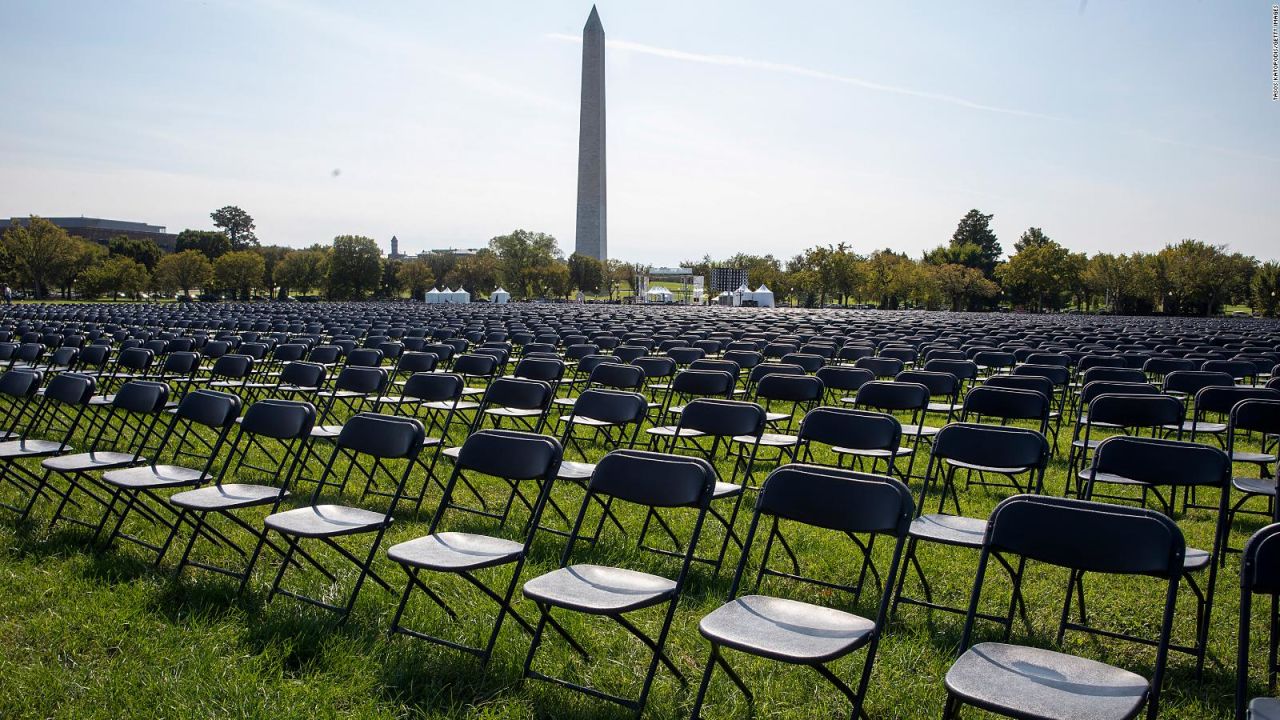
[0,383,1271,719]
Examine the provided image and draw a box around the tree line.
[681,209,1278,317]
[2,207,1275,316]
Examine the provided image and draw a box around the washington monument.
[574,5,606,262]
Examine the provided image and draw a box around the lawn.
[0,385,1268,720]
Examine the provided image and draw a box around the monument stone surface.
[574,6,607,263]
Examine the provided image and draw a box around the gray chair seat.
[101,464,208,489]
[764,411,791,424]
[88,395,117,406]
[1234,450,1279,465]
[41,451,139,473]
[908,513,987,547]
[170,483,285,511]
[442,446,461,460]
[1251,697,1280,720]
[1233,476,1277,496]
[947,459,1031,475]
[713,481,742,499]
[276,384,321,395]
[387,531,524,571]
[900,424,941,438]
[928,401,962,414]
[552,397,577,408]
[1075,470,1146,486]
[733,432,798,447]
[523,564,677,614]
[422,399,479,412]
[646,426,704,439]
[309,424,344,439]
[1185,546,1210,572]
[699,594,875,663]
[484,406,542,418]
[557,415,617,428]
[460,387,484,396]
[1167,420,1226,434]
[264,504,387,538]
[832,446,909,459]
[557,460,596,481]
[945,642,1149,720]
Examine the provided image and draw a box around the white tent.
[645,285,673,303]
[454,287,471,304]
[424,287,444,304]
[733,283,751,307]
[716,291,733,307]
[490,287,510,304]
[752,284,775,308]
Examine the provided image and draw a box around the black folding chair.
[96,389,243,562]
[521,450,717,716]
[475,377,554,433]
[165,399,316,587]
[1227,399,1280,530]
[1079,435,1230,676]
[892,423,1049,625]
[29,380,169,530]
[846,380,931,479]
[0,372,96,516]
[690,464,914,720]
[942,495,1184,720]
[252,413,425,618]
[387,430,562,664]
[1236,523,1280,720]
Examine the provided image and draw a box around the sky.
[1,1,1277,265]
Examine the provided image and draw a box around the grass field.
[0,380,1272,720]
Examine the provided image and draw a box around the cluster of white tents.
[423,287,471,304]
[644,286,674,303]
[716,284,775,308]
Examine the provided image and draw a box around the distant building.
[0,216,178,252]
[388,235,406,260]
[426,247,484,257]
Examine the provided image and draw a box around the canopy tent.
[645,285,673,303]
[452,287,471,304]
[752,284,775,308]
[732,283,751,307]
[424,287,444,304]
[490,287,510,304]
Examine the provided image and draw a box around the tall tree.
[253,245,290,298]
[108,235,163,270]
[488,230,561,298]
[274,248,329,297]
[1253,261,1280,317]
[0,216,78,298]
[213,250,266,300]
[380,258,404,298]
[176,229,232,260]
[997,232,1078,312]
[326,235,382,299]
[210,206,258,249]
[397,258,435,299]
[79,256,150,301]
[61,238,108,299]
[447,250,501,295]
[567,253,605,294]
[948,209,1002,278]
[153,250,214,298]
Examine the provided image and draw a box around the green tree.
[176,229,232,260]
[253,245,290,298]
[107,235,163,270]
[0,216,78,298]
[214,250,266,300]
[996,231,1078,311]
[153,250,214,298]
[61,238,108,299]
[488,230,561,298]
[567,253,605,294]
[210,206,258,249]
[946,209,1002,278]
[447,250,501,295]
[274,248,329,297]
[380,258,404,298]
[326,235,382,300]
[1159,239,1255,316]
[1253,261,1280,317]
[935,263,999,311]
[79,256,150,301]
[397,259,435,299]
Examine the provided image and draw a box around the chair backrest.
[754,373,824,403]
[922,358,979,381]
[815,365,874,393]
[670,369,735,397]
[333,366,389,394]
[401,372,464,402]
[1238,523,1280,719]
[0,368,42,399]
[455,428,563,479]
[1162,370,1235,397]
[279,361,326,388]
[513,357,565,383]
[896,370,958,398]
[1088,393,1184,429]
[755,464,914,537]
[111,380,170,414]
[571,389,649,425]
[174,389,242,429]
[483,377,553,411]
[210,353,253,380]
[854,380,929,411]
[1011,363,1069,386]
[1230,398,1280,437]
[797,406,901,453]
[962,385,1050,424]
[931,422,1050,472]
[335,412,426,459]
[854,356,904,378]
[1195,385,1280,416]
[116,346,154,371]
[677,398,767,438]
[240,399,317,440]
[586,449,716,509]
[394,351,438,375]
[983,374,1054,402]
[43,372,96,406]
[453,353,498,377]
[1082,366,1147,385]
[587,362,644,390]
[307,345,342,364]
[1079,379,1158,405]
[1089,435,1229,489]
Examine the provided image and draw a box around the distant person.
[2,285,11,305]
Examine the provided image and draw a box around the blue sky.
[1,1,1276,264]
